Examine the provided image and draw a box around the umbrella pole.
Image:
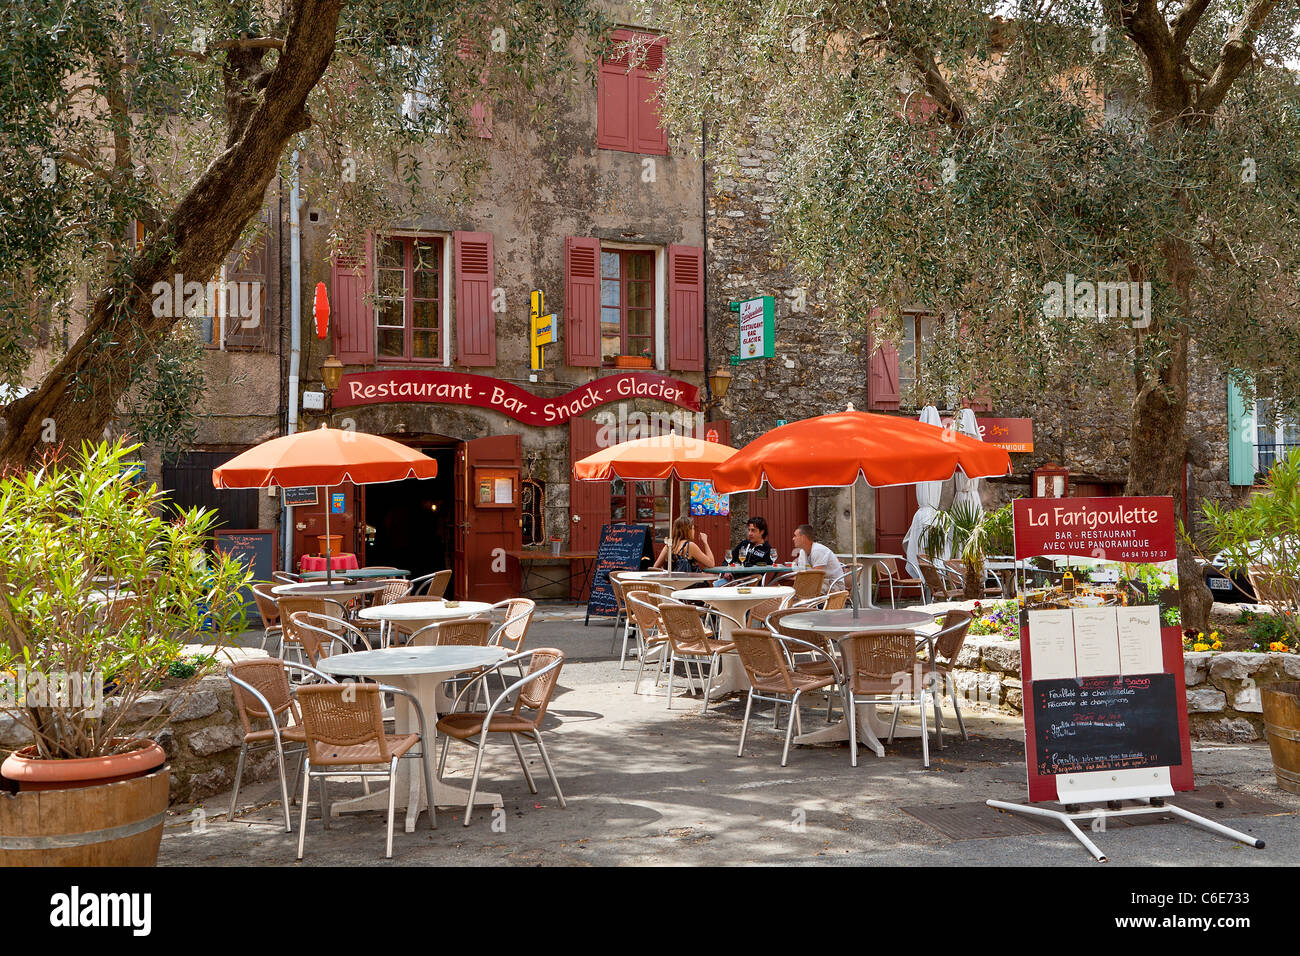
[851,482,859,619]
[324,484,332,585]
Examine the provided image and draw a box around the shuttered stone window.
[597,29,668,155]
[375,236,442,362]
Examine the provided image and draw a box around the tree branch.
[1197,0,1277,117]
[1170,0,1213,52]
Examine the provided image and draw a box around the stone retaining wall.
[1,651,278,805]
[947,632,1300,741]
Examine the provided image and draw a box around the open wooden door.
[569,416,610,599]
[454,435,523,602]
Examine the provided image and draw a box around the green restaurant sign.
[729,295,775,361]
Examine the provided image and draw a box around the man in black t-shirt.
[728,516,777,566]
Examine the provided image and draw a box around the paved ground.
[160,615,1300,866]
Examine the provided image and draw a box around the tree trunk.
[0,0,343,469]
[1125,310,1212,633]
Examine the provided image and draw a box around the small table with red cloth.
[300,553,360,573]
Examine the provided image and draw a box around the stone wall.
[1,654,278,806]
[941,629,1300,742]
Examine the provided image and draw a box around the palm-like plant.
[923,502,1015,599]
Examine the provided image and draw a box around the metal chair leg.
[296,762,311,860]
[273,742,292,832]
[464,735,488,826]
[320,774,331,829]
[534,732,566,808]
[438,734,451,777]
[419,741,437,830]
[385,756,399,858]
[888,702,901,742]
[848,692,858,767]
[920,691,930,768]
[950,674,968,739]
[738,690,755,756]
[510,732,538,793]
[782,690,802,767]
[932,676,945,750]
[699,656,716,715]
[228,742,247,821]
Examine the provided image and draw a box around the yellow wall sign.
[530,290,555,370]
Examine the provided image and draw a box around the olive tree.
[0,0,610,461]
[642,0,1300,629]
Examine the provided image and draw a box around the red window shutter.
[869,339,901,410]
[668,244,704,371]
[453,231,495,367]
[470,99,492,138]
[564,236,601,367]
[331,231,374,365]
[633,37,668,155]
[597,58,633,150]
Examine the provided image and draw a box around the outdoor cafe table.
[356,600,493,646]
[271,581,388,600]
[671,585,794,699]
[778,607,937,757]
[300,566,410,581]
[315,644,509,832]
[621,570,718,586]
[703,564,796,586]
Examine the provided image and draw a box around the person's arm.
[693,534,715,568]
[653,542,668,569]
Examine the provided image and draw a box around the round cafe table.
[671,585,794,699]
[315,645,510,832]
[356,600,493,646]
[778,607,937,758]
[300,567,410,581]
[834,553,905,608]
[271,581,387,600]
[619,570,718,586]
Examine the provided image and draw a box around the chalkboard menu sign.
[214,529,276,612]
[585,524,653,624]
[282,486,319,507]
[1031,674,1182,776]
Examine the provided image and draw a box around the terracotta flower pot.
[614,355,653,369]
[2,740,166,792]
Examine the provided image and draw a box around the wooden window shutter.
[568,416,611,597]
[564,236,601,367]
[597,45,633,151]
[868,339,901,410]
[454,230,495,366]
[331,231,374,365]
[633,36,668,155]
[668,244,704,371]
[456,35,493,139]
[1227,378,1255,486]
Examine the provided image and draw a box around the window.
[600,249,655,363]
[375,236,443,361]
[597,29,668,155]
[1253,397,1300,481]
[898,312,938,406]
[611,477,671,541]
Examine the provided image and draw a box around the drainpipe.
[284,147,303,572]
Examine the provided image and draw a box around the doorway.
[362,446,456,586]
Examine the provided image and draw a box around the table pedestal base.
[793,700,927,758]
[325,673,501,832]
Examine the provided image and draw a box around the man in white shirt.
[791,524,844,593]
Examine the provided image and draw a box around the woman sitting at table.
[653,516,715,572]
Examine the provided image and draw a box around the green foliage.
[643,0,1300,415]
[1202,447,1300,645]
[0,440,251,758]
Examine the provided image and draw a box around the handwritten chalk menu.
[585,524,653,624]
[1013,495,1193,802]
[214,529,275,613]
[1031,675,1182,776]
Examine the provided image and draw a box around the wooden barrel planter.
[1262,681,1300,796]
[0,743,169,866]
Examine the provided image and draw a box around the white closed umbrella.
[902,405,946,578]
[951,407,985,515]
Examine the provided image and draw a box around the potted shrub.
[0,441,250,865]
[924,501,1015,599]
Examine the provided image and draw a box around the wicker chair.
[840,631,932,768]
[942,559,1002,598]
[356,577,413,645]
[289,611,372,666]
[295,682,437,859]
[226,658,335,831]
[917,610,973,747]
[870,556,925,607]
[766,605,842,721]
[409,569,452,598]
[776,568,826,600]
[272,571,300,585]
[250,583,284,654]
[437,648,567,826]
[607,572,635,667]
[656,601,740,713]
[731,628,843,766]
[917,557,959,602]
[626,590,669,694]
[276,597,346,668]
[745,592,793,627]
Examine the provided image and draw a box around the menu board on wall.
[1012,496,1193,803]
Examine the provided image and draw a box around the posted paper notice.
[1072,607,1121,677]
[1027,609,1076,680]
[1117,604,1164,675]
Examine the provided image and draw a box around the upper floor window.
[601,249,655,363]
[375,236,443,361]
[898,312,938,407]
[597,29,668,155]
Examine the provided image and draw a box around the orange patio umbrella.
[574,432,738,566]
[711,405,1011,614]
[213,425,438,583]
